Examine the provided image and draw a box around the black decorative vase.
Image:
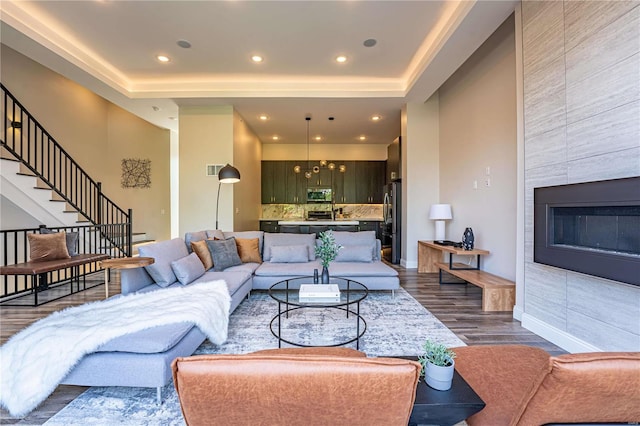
[462,227,475,250]
[321,266,330,284]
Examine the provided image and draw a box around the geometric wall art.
[121,158,151,189]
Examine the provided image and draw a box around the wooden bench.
[0,253,109,306]
[436,262,515,312]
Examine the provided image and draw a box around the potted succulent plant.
[418,339,456,391]
[315,230,343,283]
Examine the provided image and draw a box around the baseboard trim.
[513,304,523,321]
[521,313,602,353]
[403,259,417,269]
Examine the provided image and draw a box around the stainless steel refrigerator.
[382,181,401,264]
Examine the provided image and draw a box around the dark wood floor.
[0,268,564,424]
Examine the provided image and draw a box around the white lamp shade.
[429,204,452,220]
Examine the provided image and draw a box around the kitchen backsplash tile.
[262,204,383,220]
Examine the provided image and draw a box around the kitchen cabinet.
[285,161,307,203]
[359,220,382,240]
[262,160,386,205]
[261,161,288,204]
[355,161,386,204]
[308,168,332,188]
[333,161,356,203]
[259,221,280,233]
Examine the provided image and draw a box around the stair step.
[133,239,155,245]
[16,172,37,177]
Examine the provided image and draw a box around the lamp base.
[434,220,446,242]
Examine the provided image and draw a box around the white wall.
[1,46,171,241]
[438,15,517,280]
[262,144,387,161]
[402,99,440,268]
[178,106,234,234]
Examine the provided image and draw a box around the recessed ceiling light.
[272,136,279,141]
[177,40,191,49]
[152,106,160,111]
[259,114,269,121]
[251,55,264,63]
[156,55,170,63]
[359,135,367,141]
[371,115,381,121]
[336,55,347,63]
[314,136,322,141]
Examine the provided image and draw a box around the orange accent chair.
[453,345,640,425]
[172,347,421,426]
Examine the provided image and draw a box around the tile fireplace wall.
[521,1,639,351]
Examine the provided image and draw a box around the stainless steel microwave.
[307,188,332,203]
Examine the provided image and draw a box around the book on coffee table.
[299,284,340,303]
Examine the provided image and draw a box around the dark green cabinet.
[285,161,307,203]
[262,160,385,204]
[333,161,356,203]
[358,220,382,240]
[260,221,279,232]
[262,161,289,204]
[355,161,386,204]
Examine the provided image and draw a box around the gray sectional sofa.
[62,230,398,402]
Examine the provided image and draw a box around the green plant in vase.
[418,339,457,391]
[315,230,343,283]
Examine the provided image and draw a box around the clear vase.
[321,266,330,284]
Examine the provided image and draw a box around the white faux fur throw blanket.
[0,280,230,417]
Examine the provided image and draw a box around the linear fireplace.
[534,177,640,286]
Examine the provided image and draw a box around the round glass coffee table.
[268,276,368,349]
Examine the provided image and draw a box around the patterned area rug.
[44,288,464,426]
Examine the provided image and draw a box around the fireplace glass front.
[551,206,640,256]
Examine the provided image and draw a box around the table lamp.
[429,204,452,242]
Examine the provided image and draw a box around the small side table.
[100,257,154,298]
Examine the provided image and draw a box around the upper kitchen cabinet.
[261,161,288,203]
[308,167,332,188]
[333,161,356,203]
[261,160,386,205]
[387,137,401,183]
[285,161,307,203]
[355,161,386,204]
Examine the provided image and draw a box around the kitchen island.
[259,219,382,237]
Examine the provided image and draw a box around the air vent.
[206,164,225,176]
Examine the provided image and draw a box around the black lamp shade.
[218,164,240,183]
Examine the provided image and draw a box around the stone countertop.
[277,220,360,226]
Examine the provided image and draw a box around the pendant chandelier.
[292,116,346,176]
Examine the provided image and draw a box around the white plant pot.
[425,359,455,391]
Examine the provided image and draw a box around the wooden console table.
[101,257,154,298]
[418,241,489,273]
[417,241,514,312]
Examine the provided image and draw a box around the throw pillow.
[39,228,79,256]
[184,230,208,253]
[270,245,309,263]
[206,238,242,272]
[334,245,374,262]
[191,240,214,270]
[27,232,70,262]
[170,253,206,285]
[138,238,189,288]
[235,238,262,263]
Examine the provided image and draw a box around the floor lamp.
[215,164,241,230]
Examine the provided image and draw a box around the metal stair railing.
[0,83,132,257]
